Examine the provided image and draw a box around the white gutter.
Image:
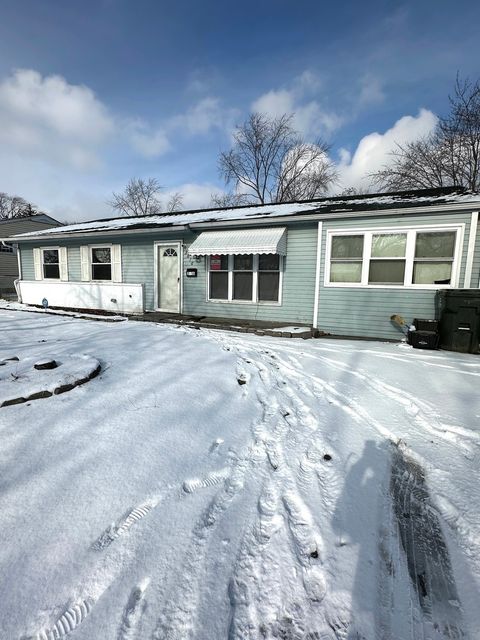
[312,221,323,329]
[463,211,478,288]
[3,224,188,242]
[190,202,480,229]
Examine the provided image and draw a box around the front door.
[157,243,181,312]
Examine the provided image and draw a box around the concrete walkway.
[129,311,316,338]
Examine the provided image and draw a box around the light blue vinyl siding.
[21,239,87,282]
[183,223,317,324]
[17,224,318,324]
[317,210,476,339]
[16,206,480,339]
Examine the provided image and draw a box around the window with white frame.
[91,247,112,281]
[42,248,60,279]
[208,254,282,302]
[326,227,461,287]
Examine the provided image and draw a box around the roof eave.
[3,224,189,242]
[4,199,480,242]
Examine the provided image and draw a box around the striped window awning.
[187,227,287,256]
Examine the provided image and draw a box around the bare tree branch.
[218,113,337,204]
[370,75,480,192]
[108,178,164,217]
[210,193,251,208]
[166,192,184,212]
[0,192,41,219]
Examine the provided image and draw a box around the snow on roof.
[7,188,480,240]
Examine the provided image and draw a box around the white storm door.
[157,243,181,311]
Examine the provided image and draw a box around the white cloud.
[127,119,171,158]
[170,97,234,135]
[129,97,239,159]
[358,74,385,107]
[336,108,438,191]
[252,72,343,138]
[0,69,114,170]
[253,89,295,118]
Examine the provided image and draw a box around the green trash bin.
[438,290,480,354]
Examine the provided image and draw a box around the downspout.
[463,211,478,288]
[312,221,323,329]
[14,242,22,302]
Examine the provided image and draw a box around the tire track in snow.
[312,352,480,456]
[390,445,466,639]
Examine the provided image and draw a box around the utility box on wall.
[438,290,480,354]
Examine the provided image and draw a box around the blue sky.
[0,0,478,221]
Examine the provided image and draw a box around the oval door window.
[163,248,178,257]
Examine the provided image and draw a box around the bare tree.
[339,186,373,197]
[218,113,337,205]
[0,192,41,219]
[440,75,480,190]
[210,192,250,208]
[166,192,184,213]
[371,75,480,192]
[108,178,164,217]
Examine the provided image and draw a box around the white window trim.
[206,254,284,305]
[324,223,465,289]
[89,243,113,282]
[40,246,62,281]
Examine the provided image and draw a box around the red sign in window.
[210,255,222,271]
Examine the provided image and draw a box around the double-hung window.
[91,247,112,281]
[42,248,60,279]
[233,255,254,300]
[326,226,461,287]
[368,233,407,284]
[208,254,282,303]
[413,232,456,284]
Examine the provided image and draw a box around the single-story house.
[0,214,61,297]
[3,187,480,340]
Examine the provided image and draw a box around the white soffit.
[188,227,287,256]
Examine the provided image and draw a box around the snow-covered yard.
[0,307,479,640]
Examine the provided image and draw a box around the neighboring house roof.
[4,187,480,242]
[0,214,62,238]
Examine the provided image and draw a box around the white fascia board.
[189,202,480,229]
[4,225,188,242]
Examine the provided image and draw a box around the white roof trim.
[188,227,287,256]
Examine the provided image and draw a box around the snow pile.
[1,300,126,322]
[0,353,100,406]
[0,310,479,639]
[268,325,312,334]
